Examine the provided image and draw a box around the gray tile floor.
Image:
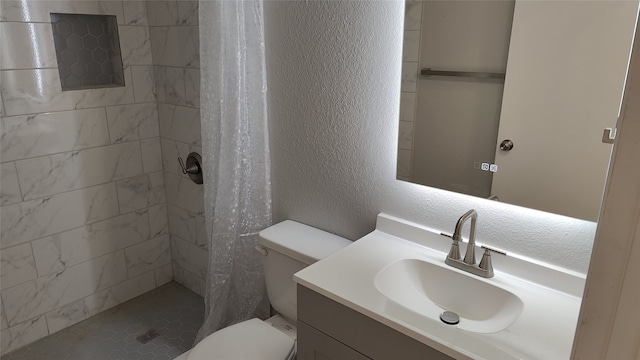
[2,282,204,360]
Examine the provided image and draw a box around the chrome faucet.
[452,209,478,265]
[441,209,505,278]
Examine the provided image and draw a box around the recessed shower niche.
[50,13,124,90]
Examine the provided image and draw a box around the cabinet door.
[298,321,371,360]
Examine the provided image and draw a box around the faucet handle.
[479,246,506,276]
[481,245,507,256]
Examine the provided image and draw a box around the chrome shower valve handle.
[177,152,204,185]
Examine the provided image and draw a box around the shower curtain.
[195,0,271,343]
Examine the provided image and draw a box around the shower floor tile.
[2,282,204,360]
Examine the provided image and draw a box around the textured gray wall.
[264,0,596,273]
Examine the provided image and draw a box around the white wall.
[264,0,596,274]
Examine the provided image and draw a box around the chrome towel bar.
[420,67,505,80]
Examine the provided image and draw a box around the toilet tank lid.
[258,220,352,264]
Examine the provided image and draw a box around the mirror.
[398,0,638,221]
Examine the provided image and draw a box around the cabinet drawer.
[298,285,453,360]
[298,321,371,360]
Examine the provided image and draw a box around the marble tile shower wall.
[397,0,422,181]
[147,1,207,297]
[0,1,171,354]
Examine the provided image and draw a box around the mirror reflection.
[398,0,638,221]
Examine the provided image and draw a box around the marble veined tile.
[185,68,200,108]
[171,236,207,281]
[405,0,423,31]
[161,137,190,177]
[119,25,153,66]
[399,91,416,122]
[167,204,197,244]
[106,103,160,143]
[0,0,125,23]
[116,171,166,213]
[403,30,421,62]
[0,22,57,70]
[140,138,163,174]
[172,262,204,296]
[1,243,37,290]
[131,65,156,103]
[155,263,173,287]
[45,288,117,335]
[125,234,171,277]
[178,0,198,26]
[1,108,110,162]
[45,271,155,333]
[401,62,418,93]
[0,162,22,206]
[398,120,414,151]
[1,68,134,117]
[158,104,201,145]
[147,1,178,26]
[1,250,127,326]
[1,297,7,330]
[31,210,150,276]
[397,148,412,179]
[164,172,204,215]
[148,203,169,238]
[195,215,208,251]
[153,65,167,103]
[150,26,199,68]
[16,142,143,200]
[0,315,48,355]
[123,0,149,25]
[0,183,120,249]
[164,67,187,106]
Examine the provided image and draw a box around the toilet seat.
[186,318,296,360]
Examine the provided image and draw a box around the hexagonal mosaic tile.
[50,13,125,91]
[3,282,204,360]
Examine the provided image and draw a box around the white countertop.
[294,214,584,360]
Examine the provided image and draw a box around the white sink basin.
[374,258,524,333]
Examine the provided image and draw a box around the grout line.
[8,161,25,203]
[1,198,168,252]
[113,172,124,216]
[1,66,58,71]
[119,0,126,26]
[137,127,147,174]
[3,136,154,164]
[0,101,158,119]
[102,106,112,146]
[28,238,43,278]
[36,268,163,331]
[1,97,198,120]
[42,312,52,336]
[3,167,166,213]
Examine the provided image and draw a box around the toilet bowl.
[175,220,351,360]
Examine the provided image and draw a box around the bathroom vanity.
[294,214,585,359]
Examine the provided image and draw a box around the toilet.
[176,220,352,360]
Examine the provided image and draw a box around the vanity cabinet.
[297,285,454,360]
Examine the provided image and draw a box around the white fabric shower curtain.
[195,0,271,343]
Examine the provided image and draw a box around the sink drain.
[440,311,460,325]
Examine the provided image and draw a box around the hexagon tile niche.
[50,13,125,90]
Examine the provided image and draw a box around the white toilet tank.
[258,220,351,322]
